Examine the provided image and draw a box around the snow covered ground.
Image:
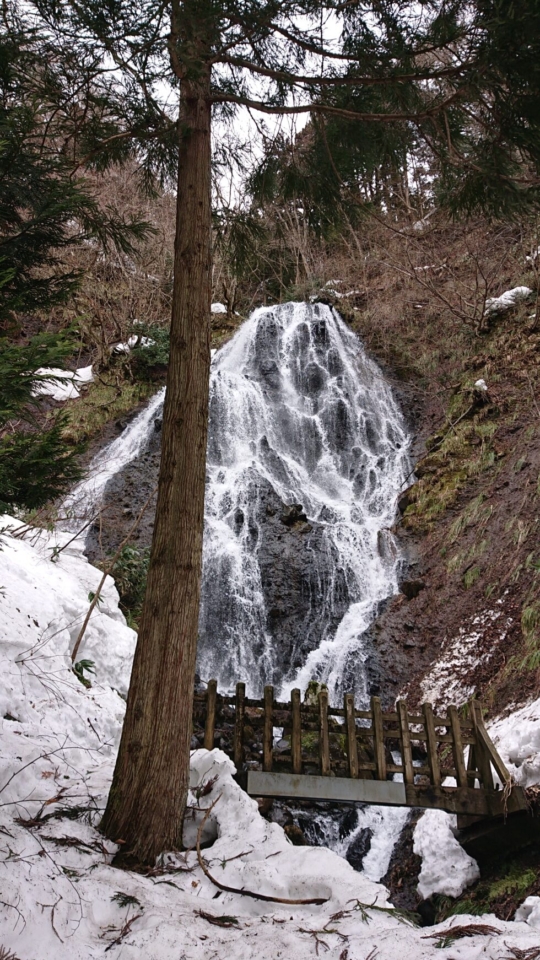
[2,519,540,958]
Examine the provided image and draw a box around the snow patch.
[484,285,533,318]
[420,608,511,710]
[31,365,94,401]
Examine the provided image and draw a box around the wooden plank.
[204,679,217,751]
[449,706,468,789]
[470,701,494,790]
[247,771,406,806]
[291,688,302,774]
[371,696,387,781]
[234,682,246,769]
[319,688,330,776]
[422,702,441,788]
[472,702,513,787]
[344,693,359,778]
[263,685,273,772]
[397,700,414,785]
[405,784,491,817]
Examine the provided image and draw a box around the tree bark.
[101,68,212,865]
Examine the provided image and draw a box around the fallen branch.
[195,796,329,905]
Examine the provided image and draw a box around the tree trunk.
[101,69,212,865]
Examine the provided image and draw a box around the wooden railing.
[193,682,527,818]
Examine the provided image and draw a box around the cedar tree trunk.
[101,69,212,865]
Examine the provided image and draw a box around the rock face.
[252,482,350,676]
[346,827,374,872]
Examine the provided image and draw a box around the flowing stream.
[65,301,412,878]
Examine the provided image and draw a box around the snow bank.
[2,521,540,957]
[489,695,540,788]
[414,811,480,899]
[484,285,533,318]
[31,365,94,401]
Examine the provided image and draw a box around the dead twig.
[103,912,143,952]
[195,796,329,905]
[196,909,240,928]
[422,922,501,948]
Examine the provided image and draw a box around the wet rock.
[284,824,308,845]
[345,827,373,871]
[281,503,308,526]
[401,579,426,600]
[339,806,359,839]
[397,486,415,513]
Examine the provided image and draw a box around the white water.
[66,302,410,701]
[63,387,165,522]
[201,302,410,699]
[61,300,411,881]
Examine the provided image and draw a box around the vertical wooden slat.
[396,700,414,785]
[291,688,302,774]
[204,678,217,750]
[471,701,494,790]
[449,705,468,789]
[263,685,274,772]
[422,702,441,788]
[233,682,246,769]
[371,696,387,782]
[344,693,359,779]
[319,688,330,776]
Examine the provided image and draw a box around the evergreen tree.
[0,23,152,512]
[27,0,540,864]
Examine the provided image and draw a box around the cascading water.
[200,301,410,700]
[64,301,412,880]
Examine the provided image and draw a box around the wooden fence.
[193,682,527,818]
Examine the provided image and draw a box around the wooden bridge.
[193,682,527,819]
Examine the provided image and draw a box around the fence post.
[319,688,330,776]
[471,701,495,791]
[234,682,246,769]
[204,679,217,751]
[263,685,274,772]
[397,700,414,785]
[449,705,468,789]
[291,688,302,774]
[371,696,386,782]
[344,693,359,779]
[422,701,441,788]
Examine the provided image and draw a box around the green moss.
[463,565,480,589]
[488,867,536,900]
[62,377,156,444]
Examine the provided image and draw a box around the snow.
[488,695,540,789]
[414,811,480,899]
[2,521,540,957]
[515,897,540,928]
[484,286,533,318]
[31,365,94,401]
[211,302,227,313]
[420,607,512,710]
[111,335,156,354]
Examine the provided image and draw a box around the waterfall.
[67,301,410,701]
[201,301,410,700]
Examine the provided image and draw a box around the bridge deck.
[193,682,526,818]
